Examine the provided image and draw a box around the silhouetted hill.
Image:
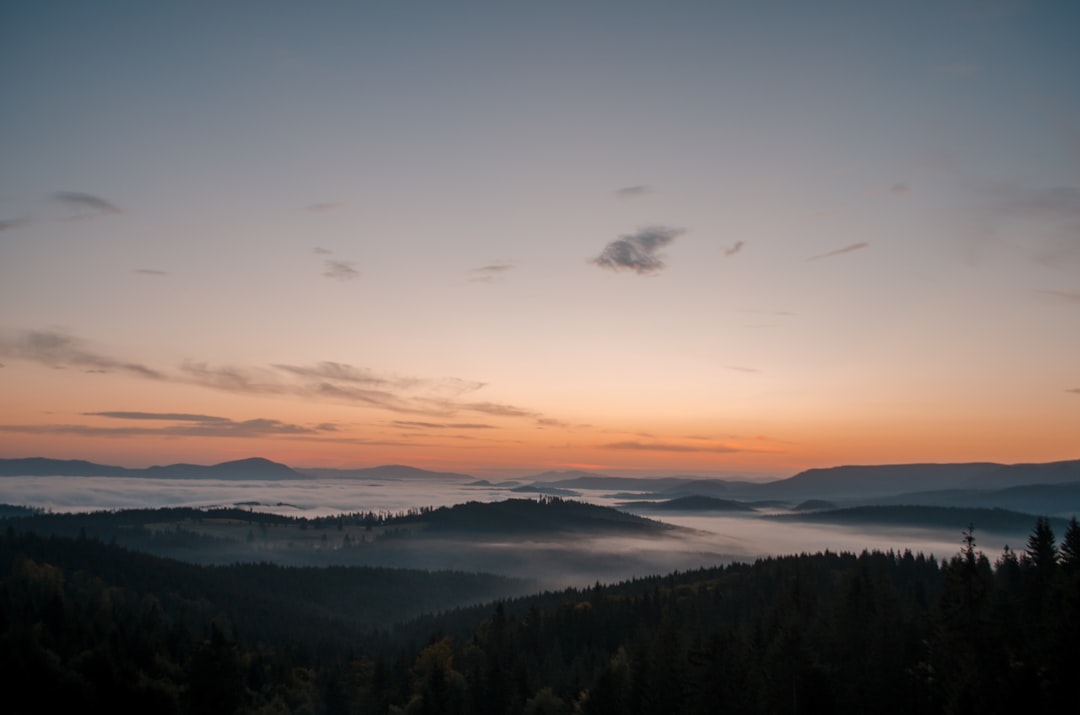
[394,498,672,535]
[143,457,301,479]
[0,529,527,645]
[0,457,137,477]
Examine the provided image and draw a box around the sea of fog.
[0,475,993,566]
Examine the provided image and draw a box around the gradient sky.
[2,1,1078,478]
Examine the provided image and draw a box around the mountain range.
[3,456,1079,509]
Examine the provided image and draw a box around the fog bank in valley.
[0,475,1022,587]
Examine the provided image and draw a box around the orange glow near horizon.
[2,395,1076,480]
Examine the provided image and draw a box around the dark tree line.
[2,517,1078,714]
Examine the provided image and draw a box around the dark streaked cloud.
[468,263,516,283]
[179,362,286,395]
[536,417,575,429]
[601,440,741,453]
[592,226,684,275]
[1,217,29,232]
[890,183,911,197]
[274,361,389,386]
[0,330,165,379]
[184,360,528,419]
[313,246,333,255]
[3,328,555,424]
[1067,388,1080,395]
[615,185,652,198]
[451,401,537,418]
[807,242,870,261]
[322,259,359,281]
[1039,289,1080,303]
[392,420,496,430]
[725,365,759,373]
[0,416,335,439]
[83,411,229,422]
[134,268,169,276]
[724,241,745,257]
[275,362,485,396]
[52,191,124,216]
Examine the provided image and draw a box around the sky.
[1,1,1078,479]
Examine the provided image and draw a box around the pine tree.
[1060,516,1080,574]
[1024,516,1058,577]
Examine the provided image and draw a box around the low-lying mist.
[0,475,1023,588]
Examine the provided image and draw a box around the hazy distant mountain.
[0,456,302,480]
[298,464,476,481]
[772,504,1068,535]
[754,460,1080,501]
[0,457,138,477]
[142,457,300,479]
[793,499,837,511]
[975,460,1080,489]
[879,481,1080,516]
[759,463,1003,500]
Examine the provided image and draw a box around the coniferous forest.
[3,514,1079,715]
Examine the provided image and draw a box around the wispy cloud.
[313,247,333,255]
[52,191,124,217]
[807,242,870,262]
[1,329,552,424]
[601,440,742,453]
[1067,388,1080,395]
[1038,289,1080,303]
[322,260,359,281]
[449,401,537,419]
[615,185,652,198]
[0,217,29,232]
[133,268,169,276]
[468,263,516,283]
[592,226,684,275]
[725,365,759,373]
[890,183,911,197]
[0,416,335,439]
[0,330,165,379]
[83,411,230,422]
[273,362,390,387]
[724,241,745,257]
[392,420,496,430]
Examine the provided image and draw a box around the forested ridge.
[3,516,1079,714]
